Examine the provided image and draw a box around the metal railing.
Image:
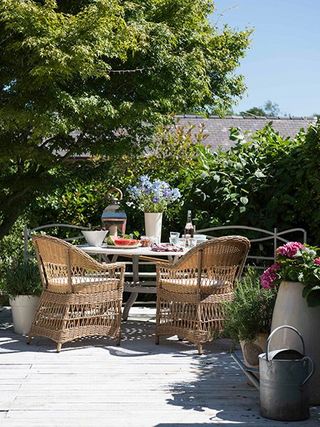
[24,223,308,268]
[197,226,307,267]
[23,223,90,261]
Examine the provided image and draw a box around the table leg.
[122,292,138,321]
[122,255,139,321]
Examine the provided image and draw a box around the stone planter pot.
[271,281,320,405]
[9,295,40,335]
[240,333,268,369]
[144,212,163,242]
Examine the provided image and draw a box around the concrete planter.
[9,295,40,335]
[271,281,320,405]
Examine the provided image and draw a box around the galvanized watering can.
[232,325,314,421]
[259,325,314,421]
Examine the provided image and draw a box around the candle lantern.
[101,187,127,237]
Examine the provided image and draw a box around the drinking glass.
[149,236,160,245]
[189,238,197,247]
[170,232,180,245]
[178,237,186,248]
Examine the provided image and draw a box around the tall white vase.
[271,281,320,405]
[144,212,163,242]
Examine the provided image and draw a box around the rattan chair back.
[155,236,250,354]
[33,235,122,294]
[176,235,249,273]
[29,235,125,351]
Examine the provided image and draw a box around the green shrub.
[224,268,277,342]
[186,124,305,229]
[267,122,320,242]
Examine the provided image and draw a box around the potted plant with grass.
[224,267,277,368]
[1,259,42,335]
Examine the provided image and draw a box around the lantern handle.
[105,187,123,203]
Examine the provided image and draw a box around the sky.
[211,0,320,117]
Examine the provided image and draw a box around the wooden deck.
[0,306,319,427]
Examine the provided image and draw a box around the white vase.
[271,281,320,405]
[9,295,40,335]
[144,212,163,242]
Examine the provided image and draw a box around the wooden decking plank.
[0,307,319,426]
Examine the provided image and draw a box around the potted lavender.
[127,176,181,242]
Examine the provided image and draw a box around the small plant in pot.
[224,267,277,368]
[1,259,42,335]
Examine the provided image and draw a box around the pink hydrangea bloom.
[260,263,281,289]
[276,241,304,258]
[314,258,320,266]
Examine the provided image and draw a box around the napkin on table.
[151,243,183,252]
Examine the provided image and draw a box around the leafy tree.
[0,0,251,239]
[26,123,209,238]
[241,100,281,117]
[264,100,280,116]
[240,106,266,117]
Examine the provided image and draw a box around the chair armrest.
[70,262,126,293]
[140,256,171,264]
[100,262,126,271]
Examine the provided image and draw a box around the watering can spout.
[231,351,260,390]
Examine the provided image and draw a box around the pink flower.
[260,263,281,289]
[314,258,320,266]
[276,242,304,258]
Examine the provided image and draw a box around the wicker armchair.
[28,235,125,352]
[155,236,250,354]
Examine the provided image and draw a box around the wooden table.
[78,244,188,320]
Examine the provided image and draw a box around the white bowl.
[81,230,107,247]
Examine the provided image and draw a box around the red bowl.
[114,238,139,246]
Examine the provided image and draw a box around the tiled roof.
[175,115,317,151]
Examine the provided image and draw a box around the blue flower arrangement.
[127,175,181,213]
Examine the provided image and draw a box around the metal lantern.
[101,187,127,237]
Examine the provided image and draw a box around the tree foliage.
[241,100,281,117]
[0,0,251,239]
[26,123,209,235]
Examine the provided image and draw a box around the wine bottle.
[184,210,194,239]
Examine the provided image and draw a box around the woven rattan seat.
[155,236,250,354]
[28,235,125,352]
[160,278,233,295]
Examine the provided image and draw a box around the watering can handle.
[302,356,314,385]
[266,325,305,362]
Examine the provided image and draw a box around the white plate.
[103,244,142,249]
